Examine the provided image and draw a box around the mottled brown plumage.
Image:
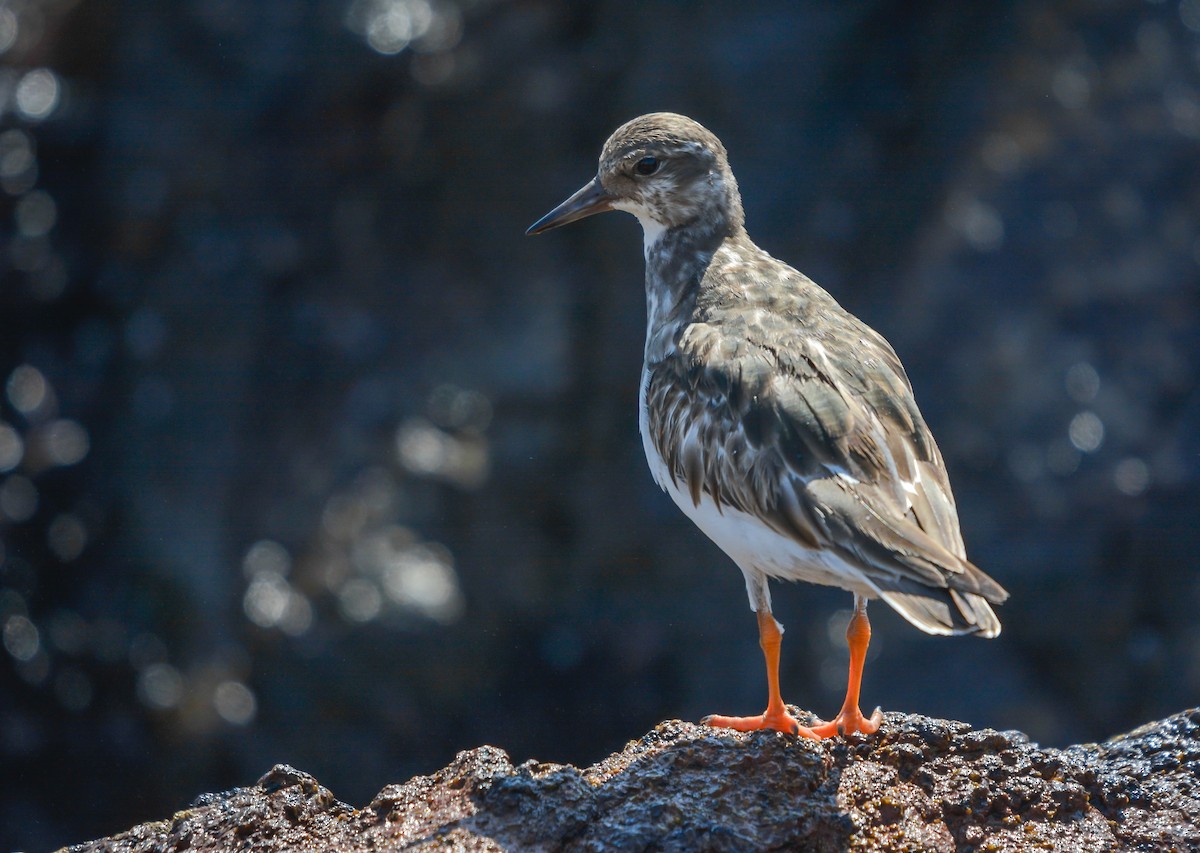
[528,113,1008,737]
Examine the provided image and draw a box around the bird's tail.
[875,585,1002,638]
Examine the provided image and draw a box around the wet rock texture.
[68,708,1200,852]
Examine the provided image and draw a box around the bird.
[526,113,1008,738]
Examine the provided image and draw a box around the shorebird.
[527,113,1008,738]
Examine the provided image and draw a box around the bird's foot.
[808,705,883,738]
[700,709,819,739]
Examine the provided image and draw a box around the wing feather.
[644,260,1007,635]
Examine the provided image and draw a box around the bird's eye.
[634,156,660,176]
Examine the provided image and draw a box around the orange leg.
[809,595,883,738]
[701,608,819,738]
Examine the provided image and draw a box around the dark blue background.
[2,1,1198,848]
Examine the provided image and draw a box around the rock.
[63,709,1200,852]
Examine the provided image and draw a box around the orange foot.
[809,705,883,738]
[701,709,819,739]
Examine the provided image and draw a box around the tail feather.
[876,586,1002,638]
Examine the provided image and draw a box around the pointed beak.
[526,177,615,235]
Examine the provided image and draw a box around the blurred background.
[1,0,1198,848]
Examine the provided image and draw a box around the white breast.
[637,368,874,610]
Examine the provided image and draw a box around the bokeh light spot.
[414,1,461,53]
[428,384,492,431]
[1068,411,1104,453]
[15,68,61,121]
[1007,444,1044,483]
[947,197,1005,252]
[0,589,26,620]
[397,419,444,475]
[243,539,291,578]
[819,654,846,692]
[1052,65,1090,109]
[1114,458,1151,496]
[0,475,38,522]
[825,609,852,650]
[0,422,23,471]
[380,542,463,623]
[240,540,314,636]
[10,234,52,272]
[980,133,1022,174]
[338,578,382,622]
[1046,439,1081,477]
[243,572,291,628]
[138,663,184,709]
[213,681,257,725]
[1064,362,1100,403]
[3,614,40,661]
[42,418,90,466]
[279,593,314,637]
[347,0,435,55]
[396,417,489,488]
[1136,20,1171,66]
[15,189,56,237]
[0,129,34,179]
[17,649,50,685]
[1164,82,1200,139]
[48,513,87,561]
[28,254,68,300]
[1181,0,1200,33]
[411,51,456,87]
[0,8,18,55]
[7,364,49,415]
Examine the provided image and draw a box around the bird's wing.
[644,271,1007,634]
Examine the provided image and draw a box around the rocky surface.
[67,708,1200,852]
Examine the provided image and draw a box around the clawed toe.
[701,710,818,739]
[809,705,883,739]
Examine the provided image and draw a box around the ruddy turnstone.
[527,113,1008,737]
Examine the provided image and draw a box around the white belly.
[637,369,873,609]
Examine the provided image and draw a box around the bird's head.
[526,112,745,244]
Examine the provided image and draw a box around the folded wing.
[645,269,1008,636]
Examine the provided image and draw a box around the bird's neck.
[642,217,743,362]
